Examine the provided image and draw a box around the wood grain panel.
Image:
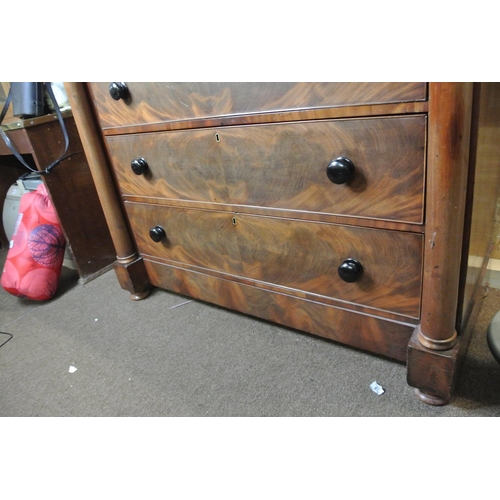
[107,116,425,224]
[234,214,423,318]
[143,258,414,362]
[89,82,427,129]
[124,202,422,319]
[220,116,426,223]
[124,202,243,276]
[106,128,228,203]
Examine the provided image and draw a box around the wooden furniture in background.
[0,83,15,124]
[0,108,116,283]
[65,82,500,405]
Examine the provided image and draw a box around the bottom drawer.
[125,202,423,320]
[143,258,416,362]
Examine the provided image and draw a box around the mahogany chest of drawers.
[65,82,500,405]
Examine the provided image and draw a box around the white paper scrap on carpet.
[68,366,77,373]
[369,381,385,395]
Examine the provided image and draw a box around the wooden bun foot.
[414,389,449,406]
[129,289,151,301]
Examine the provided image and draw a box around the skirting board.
[469,256,500,289]
[488,259,500,289]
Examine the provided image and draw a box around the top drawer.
[89,82,427,129]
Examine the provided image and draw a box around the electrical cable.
[0,332,13,349]
[0,82,81,174]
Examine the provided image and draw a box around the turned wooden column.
[419,83,474,349]
[64,83,151,300]
[407,82,474,405]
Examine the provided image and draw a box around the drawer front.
[125,202,422,319]
[90,82,427,129]
[107,116,425,223]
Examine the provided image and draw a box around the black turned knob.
[149,226,166,242]
[327,157,355,184]
[109,82,129,101]
[338,258,364,283]
[131,158,148,175]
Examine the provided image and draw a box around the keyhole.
[232,216,237,226]
[215,133,221,142]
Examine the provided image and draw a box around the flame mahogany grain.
[124,202,423,320]
[106,116,425,224]
[89,82,427,130]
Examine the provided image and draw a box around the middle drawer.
[125,202,423,320]
[107,115,426,224]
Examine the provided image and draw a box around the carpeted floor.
[1,247,500,417]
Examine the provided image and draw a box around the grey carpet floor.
[1,248,500,417]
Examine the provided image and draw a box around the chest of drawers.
[65,82,500,405]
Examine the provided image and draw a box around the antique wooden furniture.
[0,104,115,283]
[65,82,500,405]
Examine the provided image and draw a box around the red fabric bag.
[1,183,65,300]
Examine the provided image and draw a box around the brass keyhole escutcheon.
[215,132,221,142]
[232,216,237,226]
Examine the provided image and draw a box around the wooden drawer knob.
[131,157,149,175]
[149,226,166,242]
[338,258,363,282]
[327,157,355,184]
[109,82,129,101]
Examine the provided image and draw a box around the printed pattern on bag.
[1,183,65,301]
